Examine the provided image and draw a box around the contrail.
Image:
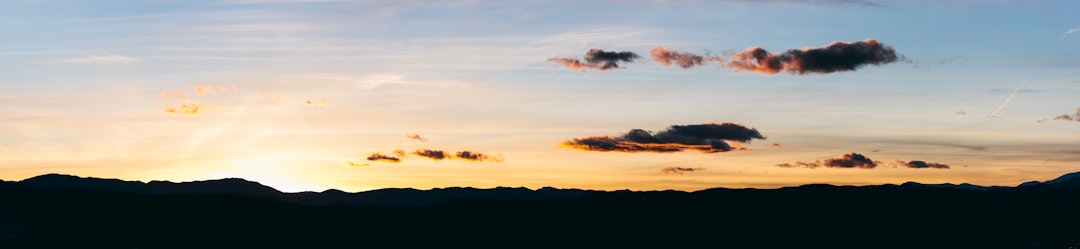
[987,74,1031,120]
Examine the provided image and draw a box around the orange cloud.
[163,104,212,115]
[305,99,328,106]
[160,91,189,99]
[346,161,370,167]
[650,46,716,69]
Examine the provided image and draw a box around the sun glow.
[203,155,321,193]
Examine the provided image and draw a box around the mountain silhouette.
[1,172,1079,248]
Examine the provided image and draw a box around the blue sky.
[1,0,1078,192]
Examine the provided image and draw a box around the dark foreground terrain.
[1,173,1079,249]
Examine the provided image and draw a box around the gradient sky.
[2,0,1078,192]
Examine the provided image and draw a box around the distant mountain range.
[2,172,1079,248]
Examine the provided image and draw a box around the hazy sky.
[1,0,1078,192]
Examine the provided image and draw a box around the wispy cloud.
[158,84,325,116]
[1037,107,1080,123]
[221,0,352,4]
[649,46,717,69]
[307,73,467,89]
[562,123,765,153]
[1062,25,1080,39]
[163,104,214,115]
[405,133,428,142]
[660,167,705,174]
[60,55,138,64]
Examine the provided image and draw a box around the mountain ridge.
[8,171,1080,208]
[2,172,1079,248]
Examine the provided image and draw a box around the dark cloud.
[548,49,641,72]
[777,161,822,169]
[366,152,401,163]
[823,153,878,168]
[780,154,951,170]
[359,149,504,164]
[661,167,705,174]
[453,151,504,162]
[725,38,900,75]
[778,153,879,169]
[405,133,428,142]
[562,123,765,153]
[903,160,950,169]
[650,46,715,69]
[413,149,448,161]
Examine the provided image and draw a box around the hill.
[1,173,1079,248]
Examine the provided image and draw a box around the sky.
[1,0,1078,192]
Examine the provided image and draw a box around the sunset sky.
[1,0,1078,192]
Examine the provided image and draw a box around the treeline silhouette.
[1,173,1078,248]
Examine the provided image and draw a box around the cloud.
[307,73,468,90]
[902,160,949,169]
[562,123,765,153]
[649,46,715,69]
[60,54,138,64]
[823,153,878,168]
[778,153,879,169]
[366,152,402,163]
[454,151,504,162]
[1063,26,1080,39]
[1037,107,1080,123]
[356,148,504,164]
[548,49,641,72]
[305,99,328,106]
[159,84,326,116]
[192,85,229,95]
[160,91,190,99]
[660,167,704,175]
[413,149,449,161]
[405,133,428,142]
[780,154,952,170]
[346,161,370,167]
[777,161,823,169]
[724,38,899,75]
[938,55,968,64]
[163,104,213,115]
